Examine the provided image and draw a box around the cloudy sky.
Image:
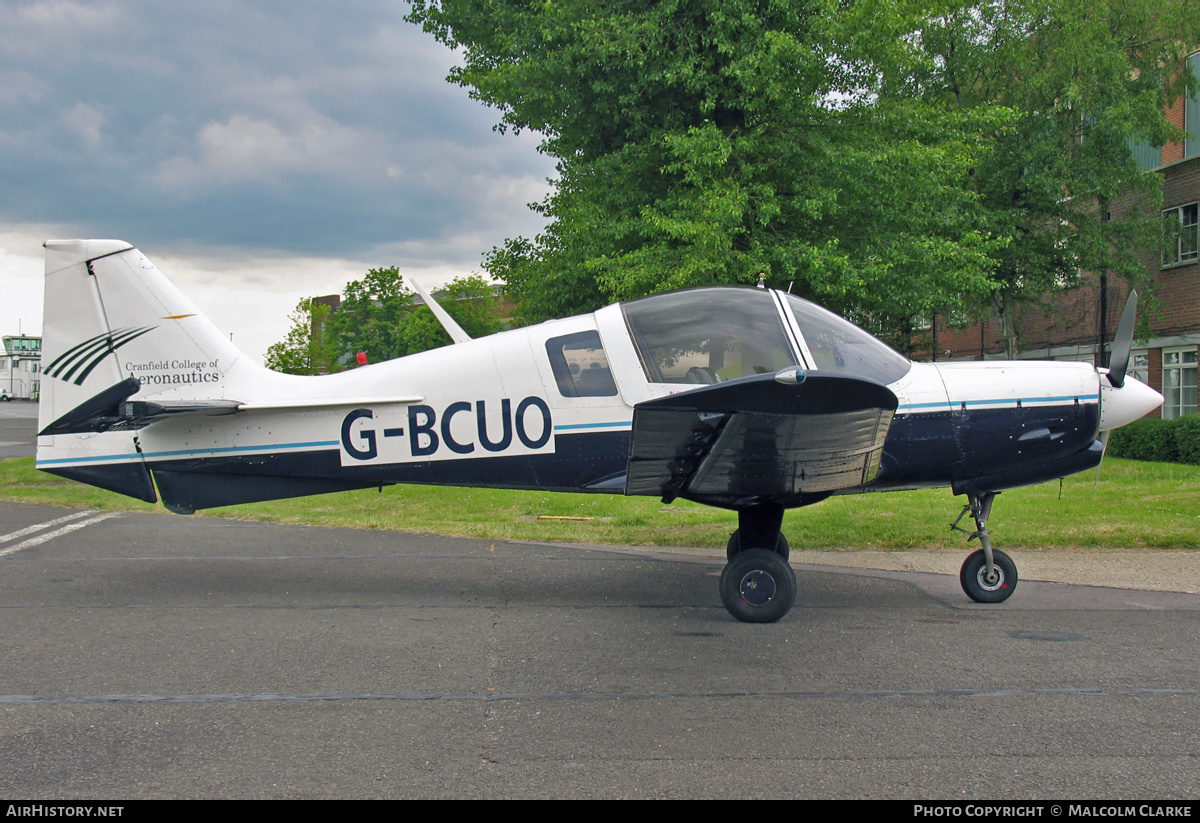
[0,0,555,360]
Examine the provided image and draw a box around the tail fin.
[37,240,261,502]
[39,240,257,435]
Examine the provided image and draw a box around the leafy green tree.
[409,0,1003,336]
[326,268,504,364]
[875,0,1200,355]
[326,266,413,364]
[399,275,505,353]
[410,0,1200,356]
[263,298,336,375]
[438,273,506,338]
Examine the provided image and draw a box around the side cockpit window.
[546,331,618,397]
[620,288,797,384]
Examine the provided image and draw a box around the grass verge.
[2,456,1197,550]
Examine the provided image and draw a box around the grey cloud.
[0,0,553,262]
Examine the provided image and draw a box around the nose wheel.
[959,548,1018,603]
[951,491,1018,603]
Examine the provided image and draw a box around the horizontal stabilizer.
[39,378,242,435]
[153,471,379,515]
[121,399,242,423]
[236,395,423,411]
[626,371,897,507]
[39,377,143,436]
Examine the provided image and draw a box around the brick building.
[933,50,1200,419]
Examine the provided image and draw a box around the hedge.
[1107,414,1200,464]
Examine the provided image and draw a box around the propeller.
[1106,290,1137,388]
[1094,429,1111,489]
[1096,289,1138,488]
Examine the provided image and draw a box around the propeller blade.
[1094,429,1111,490]
[1107,290,1138,388]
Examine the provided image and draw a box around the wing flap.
[626,371,897,505]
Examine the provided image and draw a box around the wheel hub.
[739,570,777,606]
[976,566,1005,592]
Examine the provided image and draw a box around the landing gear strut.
[720,502,796,623]
[951,491,1018,603]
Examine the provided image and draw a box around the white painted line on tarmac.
[0,510,98,545]
[0,512,122,557]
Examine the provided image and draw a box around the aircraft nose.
[1099,377,1164,431]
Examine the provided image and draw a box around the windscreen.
[784,294,911,385]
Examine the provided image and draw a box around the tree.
[410,0,1003,337]
[263,298,336,375]
[399,275,506,353]
[272,266,507,368]
[325,266,413,364]
[410,0,1200,355]
[874,0,1200,356]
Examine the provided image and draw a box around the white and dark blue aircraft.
[36,240,1163,622]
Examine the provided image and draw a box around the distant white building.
[2,336,41,400]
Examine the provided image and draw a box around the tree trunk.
[991,289,1020,361]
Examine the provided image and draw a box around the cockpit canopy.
[620,287,910,387]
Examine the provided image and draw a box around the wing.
[625,370,898,508]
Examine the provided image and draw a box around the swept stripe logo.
[44,326,157,386]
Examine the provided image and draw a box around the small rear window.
[546,331,618,397]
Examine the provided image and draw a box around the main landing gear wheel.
[726,529,790,561]
[719,549,797,623]
[959,548,1018,603]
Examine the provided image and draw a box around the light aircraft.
[36,240,1163,622]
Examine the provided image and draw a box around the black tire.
[959,548,1018,603]
[719,549,797,623]
[726,529,790,561]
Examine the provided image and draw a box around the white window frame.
[1161,346,1198,419]
[1161,202,1198,267]
[1129,350,1149,386]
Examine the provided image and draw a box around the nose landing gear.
[951,491,1019,603]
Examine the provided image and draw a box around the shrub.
[1172,415,1200,465]
[1107,417,1181,463]
[1106,414,1200,464]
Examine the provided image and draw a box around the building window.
[1129,137,1161,171]
[1129,351,1149,386]
[1161,348,1198,419]
[1162,202,1198,266]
